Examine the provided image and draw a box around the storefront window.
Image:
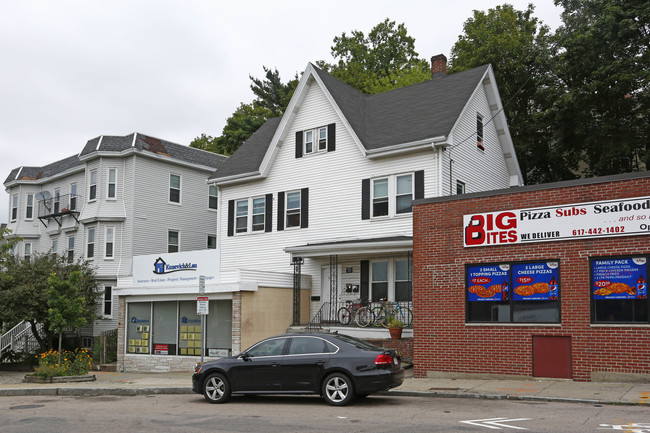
[126,300,232,357]
[466,261,561,323]
[153,302,177,355]
[127,302,151,354]
[179,301,202,356]
[205,300,233,356]
[591,256,648,324]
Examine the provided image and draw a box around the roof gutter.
[365,135,448,159]
[209,171,264,186]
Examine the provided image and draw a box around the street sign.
[197,296,209,315]
[199,275,205,294]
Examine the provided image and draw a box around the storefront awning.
[284,236,412,258]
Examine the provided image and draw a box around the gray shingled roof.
[4,154,83,184]
[6,133,227,185]
[209,63,490,181]
[80,133,228,170]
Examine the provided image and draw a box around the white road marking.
[459,417,532,430]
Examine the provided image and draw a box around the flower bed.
[29,348,93,379]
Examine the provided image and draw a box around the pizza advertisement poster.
[512,262,560,301]
[592,257,647,300]
[467,264,510,302]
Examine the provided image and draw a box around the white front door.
[321,266,332,305]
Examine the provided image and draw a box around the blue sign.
[467,264,510,302]
[592,257,647,300]
[512,262,560,301]
[153,257,198,275]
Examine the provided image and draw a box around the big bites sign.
[464,196,650,247]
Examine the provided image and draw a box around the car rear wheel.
[322,373,354,406]
[203,372,231,404]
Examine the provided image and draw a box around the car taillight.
[374,354,393,365]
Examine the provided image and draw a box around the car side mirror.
[241,352,251,361]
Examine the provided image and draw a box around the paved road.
[2,393,649,433]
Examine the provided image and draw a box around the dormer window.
[295,124,336,158]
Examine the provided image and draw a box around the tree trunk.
[58,332,63,366]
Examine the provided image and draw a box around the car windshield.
[332,334,381,351]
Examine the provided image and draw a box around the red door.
[532,336,572,379]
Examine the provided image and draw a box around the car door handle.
[271,362,280,367]
[316,360,325,365]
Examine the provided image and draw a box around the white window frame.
[24,242,32,260]
[67,236,75,262]
[168,230,180,253]
[54,188,61,213]
[107,167,117,199]
[285,190,301,229]
[86,227,96,259]
[25,193,34,220]
[169,173,181,204]
[235,196,266,234]
[303,126,328,155]
[11,194,18,222]
[371,173,415,219]
[70,183,77,211]
[51,238,58,254]
[102,285,113,318]
[89,169,98,202]
[208,185,218,211]
[207,234,217,249]
[105,226,115,259]
[370,258,413,302]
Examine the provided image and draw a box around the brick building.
[412,171,650,382]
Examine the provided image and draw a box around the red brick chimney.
[431,54,447,78]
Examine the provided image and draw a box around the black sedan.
[192,332,404,406]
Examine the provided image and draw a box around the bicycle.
[337,299,366,325]
[371,299,413,328]
[353,302,375,328]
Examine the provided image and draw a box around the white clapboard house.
[3,134,226,345]
[208,56,523,337]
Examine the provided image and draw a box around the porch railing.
[1,321,43,359]
[307,299,413,331]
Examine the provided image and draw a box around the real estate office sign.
[464,196,650,247]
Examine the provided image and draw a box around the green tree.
[318,18,430,94]
[552,0,649,176]
[191,68,297,156]
[0,227,20,334]
[449,4,572,184]
[47,272,88,365]
[0,253,99,351]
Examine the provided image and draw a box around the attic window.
[295,124,336,158]
[477,113,484,151]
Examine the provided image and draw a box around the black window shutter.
[295,131,303,158]
[265,193,273,232]
[361,178,370,220]
[227,200,234,237]
[414,170,424,200]
[277,191,285,231]
[300,188,309,228]
[327,123,336,152]
[360,260,369,302]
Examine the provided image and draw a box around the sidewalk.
[0,369,648,405]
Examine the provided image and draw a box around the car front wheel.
[203,372,231,404]
[322,373,354,406]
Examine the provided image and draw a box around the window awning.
[284,236,412,258]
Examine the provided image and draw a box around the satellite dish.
[35,191,51,201]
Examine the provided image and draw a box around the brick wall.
[413,173,650,382]
[368,338,414,363]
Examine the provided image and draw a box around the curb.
[386,389,645,406]
[0,387,193,397]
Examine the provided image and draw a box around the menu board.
[512,262,560,301]
[467,264,510,302]
[592,257,647,300]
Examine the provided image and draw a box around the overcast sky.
[0,0,563,223]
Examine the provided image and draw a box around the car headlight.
[194,363,203,373]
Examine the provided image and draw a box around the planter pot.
[24,374,96,384]
[389,327,403,339]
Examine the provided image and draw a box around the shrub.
[34,348,92,378]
